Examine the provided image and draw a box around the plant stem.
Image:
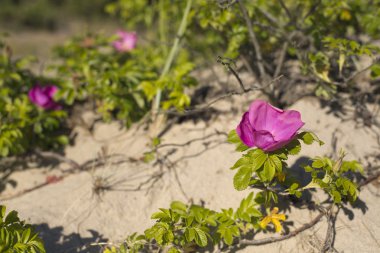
[238,1,266,80]
[152,0,193,119]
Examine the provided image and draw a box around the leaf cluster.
[105,194,266,252]
[0,40,68,157]
[303,155,363,203]
[53,32,196,125]
[0,205,45,253]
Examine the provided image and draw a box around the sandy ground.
[1,84,380,253]
[1,22,380,253]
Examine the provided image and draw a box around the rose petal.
[113,31,137,52]
[236,112,255,147]
[271,110,304,141]
[252,130,276,151]
[237,100,304,152]
[28,86,38,103]
[44,85,58,97]
[29,85,60,110]
[264,134,296,151]
[34,87,49,106]
[248,100,283,132]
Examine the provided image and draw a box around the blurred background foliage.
[0,0,380,158]
[0,0,113,31]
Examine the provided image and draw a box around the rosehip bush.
[106,0,380,106]
[53,31,196,125]
[0,40,68,157]
[104,100,363,252]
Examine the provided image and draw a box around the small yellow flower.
[259,207,286,233]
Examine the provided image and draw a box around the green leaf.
[268,155,282,172]
[56,135,69,145]
[227,129,240,143]
[331,190,342,203]
[249,149,268,171]
[262,159,276,182]
[185,228,195,242]
[143,152,155,163]
[151,209,170,220]
[286,140,301,155]
[227,130,249,152]
[312,158,325,168]
[299,132,324,145]
[231,156,250,170]
[193,228,208,247]
[0,205,6,220]
[233,166,253,191]
[170,201,187,214]
[21,228,31,243]
[341,160,364,174]
[222,228,233,245]
[185,216,194,227]
[5,210,19,224]
[152,137,161,147]
[168,247,180,253]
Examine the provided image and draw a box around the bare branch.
[217,56,248,92]
[321,206,338,253]
[238,1,267,80]
[344,57,380,84]
[278,0,292,20]
[274,41,289,78]
[302,0,322,22]
[256,6,279,25]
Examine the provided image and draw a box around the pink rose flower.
[112,31,137,52]
[28,85,61,110]
[236,100,304,151]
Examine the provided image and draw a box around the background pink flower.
[112,30,137,52]
[28,85,61,110]
[236,100,304,151]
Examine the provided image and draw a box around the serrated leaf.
[185,228,195,242]
[249,149,267,171]
[193,228,208,247]
[170,201,187,214]
[269,155,282,172]
[331,190,342,203]
[151,210,170,220]
[261,159,276,182]
[231,156,250,170]
[312,158,325,168]
[233,166,253,191]
[222,228,233,245]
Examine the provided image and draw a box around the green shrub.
[0,40,68,157]
[0,205,45,253]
